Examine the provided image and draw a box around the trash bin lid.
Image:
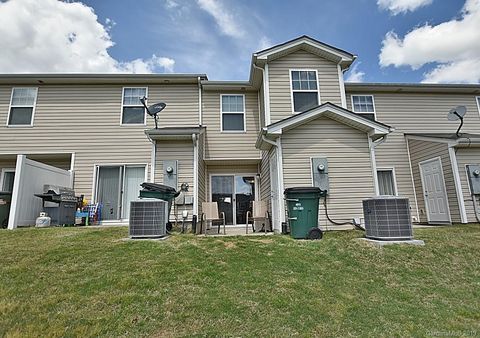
[284,187,322,194]
[140,182,177,193]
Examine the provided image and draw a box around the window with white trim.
[290,70,319,113]
[377,169,396,196]
[8,87,37,126]
[352,95,375,121]
[221,95,245,132]
[476,96,480,116]
[121,87,147,125]
[1,169,15,192]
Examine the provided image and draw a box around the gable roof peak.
[253,35,356,69]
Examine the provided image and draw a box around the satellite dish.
[140,96,166,129]
[447,105,467,137]
[447,105,466,121]
[146,102,166,117]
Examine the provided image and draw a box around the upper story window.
[122,87,147,125]
[351,95,375,121]
[8,87,38,126]
[290,70,319,113]
[221,94,245,132]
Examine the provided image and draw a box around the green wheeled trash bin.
[0,192,12,229]
[284,187,324,239]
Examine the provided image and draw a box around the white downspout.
[337,63,347,108]
[198,77,202,125]
[192,133,199,217]
[252,63,271,125]
[369,133,387,196]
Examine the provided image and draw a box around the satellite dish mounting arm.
[453,112,464,138]
[140,96,159,129]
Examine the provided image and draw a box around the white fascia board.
[267,105,390,136]
[256,38,353,62]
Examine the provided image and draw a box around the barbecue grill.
[35,185,76,226]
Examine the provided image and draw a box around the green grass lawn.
[0,225,479,337]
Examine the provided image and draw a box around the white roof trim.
[266,104,392,136]
[255,37,355,63]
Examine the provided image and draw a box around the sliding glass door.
[96,165,146,221]
[211,175,255,225]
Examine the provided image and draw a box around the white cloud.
[0,0,175,73]
[377,0,433,15]
[379,0,480,83]
[157,0,270,79]
[197,0,245,38]
[345,63,365,82]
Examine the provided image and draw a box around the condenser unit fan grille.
[363,197,412,240]
[129,200,167,238]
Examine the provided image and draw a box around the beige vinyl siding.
[455,147,480,222]
[260,150,271,210]
[154,140,194,221]
[0,84,199,203]
[407,139,461,223]
[205,164,259,201]
[198,132,206,215]
[346,91,480,222]
[281,116,374,226]
[202,90,261,159]
[268,50,343,124]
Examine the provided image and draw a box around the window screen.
[122,87,147,124]
[8,88,37,126]
[352,95,375,121]
[291,71,319,113]
[221,95,245,131]
[378,170,396,195]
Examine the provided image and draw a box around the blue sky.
[0,0,478,83]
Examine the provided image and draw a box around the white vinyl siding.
[221,94,245,132]
[202,90,260,159]
[268,50,343,124]
[351,95,375,121]
[121,87,147,125]
[8,87,37,126]
[290,70,319,113]
[377,168,397,196]
[281,116,375,226]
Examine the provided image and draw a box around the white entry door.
[419,157,451,223]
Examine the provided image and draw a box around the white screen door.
[419,158,450,223]
[122,166,146,219]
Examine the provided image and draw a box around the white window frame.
[220,94,246,133]
[476,96,480,117]
[351,94,376,120]
[0,168,15,192]
[289,69,321,114]
[7,87,38,127]
[377,167,398,196]
[120,87,148,126]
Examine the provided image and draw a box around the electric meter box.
[163,160,178,189]
[466,164,480,194]
[311,157,329,194]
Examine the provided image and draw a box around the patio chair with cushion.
[201,202,226,235]
[246,201,270,234]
